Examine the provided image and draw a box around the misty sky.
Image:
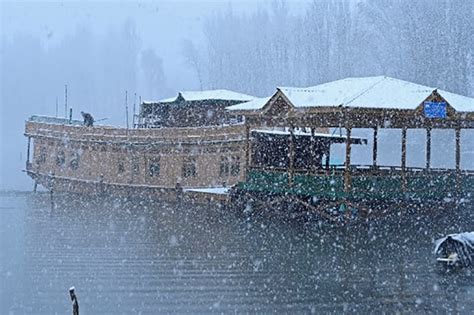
[0,0,472,191]
[0,0,277,190]
[1,0,276,92]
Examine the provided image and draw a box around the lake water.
[1,192,473,314]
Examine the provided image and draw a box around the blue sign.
[424,101,447,118]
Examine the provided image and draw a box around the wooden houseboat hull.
[24,116,248,203]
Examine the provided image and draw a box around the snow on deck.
[252,128,367,143]
[151,89,255,103]
[227,76,474,112]
[184,187,230,195]
[29,115,83,126]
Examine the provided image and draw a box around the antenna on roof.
[64,84,68,119]
[133,92,136,129]
[55,97,58,117]
[125,90,129,129]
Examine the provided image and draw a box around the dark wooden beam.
[27,136,31,165]
[372,127,378,167]
[344,127,352,192]
[455,127,461,193]
[310,127,315,174]
[244,123,251,180]
[401,127,407,191]
[288,126,295,186]
[426,127,431,169]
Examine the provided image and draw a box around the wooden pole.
[64,84,68,119]
[125,91,129,129]
[372,127,378,168]
[133,92,137,128]
[310,127,315,173]
[26,137,31,165]
[69,287,79,315]
[344,127,352,192]
[244,123,250,180]
[401,127,407,192]
[426,127,431,169]
[325,151,330,174]
[288,126,295,187]
[455,127,461,193]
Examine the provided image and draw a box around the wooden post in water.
[455,127,461,193]
[344,127,352,192]
[426,127,431,169]
[69,287,79,315]
[372,127,378,168]
[288,126,295,187]
[401,127,407,192]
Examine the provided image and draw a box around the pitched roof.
[227,76,474,112]
[149,89,255,103]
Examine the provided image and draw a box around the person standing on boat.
[81,111,94,127]
[69,287,79,315]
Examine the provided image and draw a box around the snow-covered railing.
[25,119,246,143]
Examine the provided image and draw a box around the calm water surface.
[0,192,473,314]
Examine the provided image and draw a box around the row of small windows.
[117,156,240,178]
[219,156,240,176]
[36,148,80,170]
[36,148,240,178]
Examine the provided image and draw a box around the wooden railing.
[25,119,246,144]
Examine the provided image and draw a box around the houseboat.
[24,90,258,201]
[227,76,474,222]
[24,76,474,220]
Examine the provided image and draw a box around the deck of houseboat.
[239,165,474,201]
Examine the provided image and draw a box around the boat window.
[56,151,66,166]
[70,152,80,170]
[117,161,125,174]
[36,147,47,165]
[230,156,240,176]
[220,156,240,177]
[148,158,160,177]
[220,156,230,176]
[132,161,140,175]
[182,157,197,178]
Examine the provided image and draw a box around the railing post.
[310,127,315,174]
[288,126,295,187]
[372,127,378,168]
[426,127,431,170]
[26,136,31,165]
[344,127,352,192]
[455,127,461,193]
[244,123,251,181]
[401,127,407,192]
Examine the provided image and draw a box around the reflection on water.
[1,192,473,314]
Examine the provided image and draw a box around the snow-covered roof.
[151,89,255,103]
[228,76,474,112]
[226,97,271,111]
